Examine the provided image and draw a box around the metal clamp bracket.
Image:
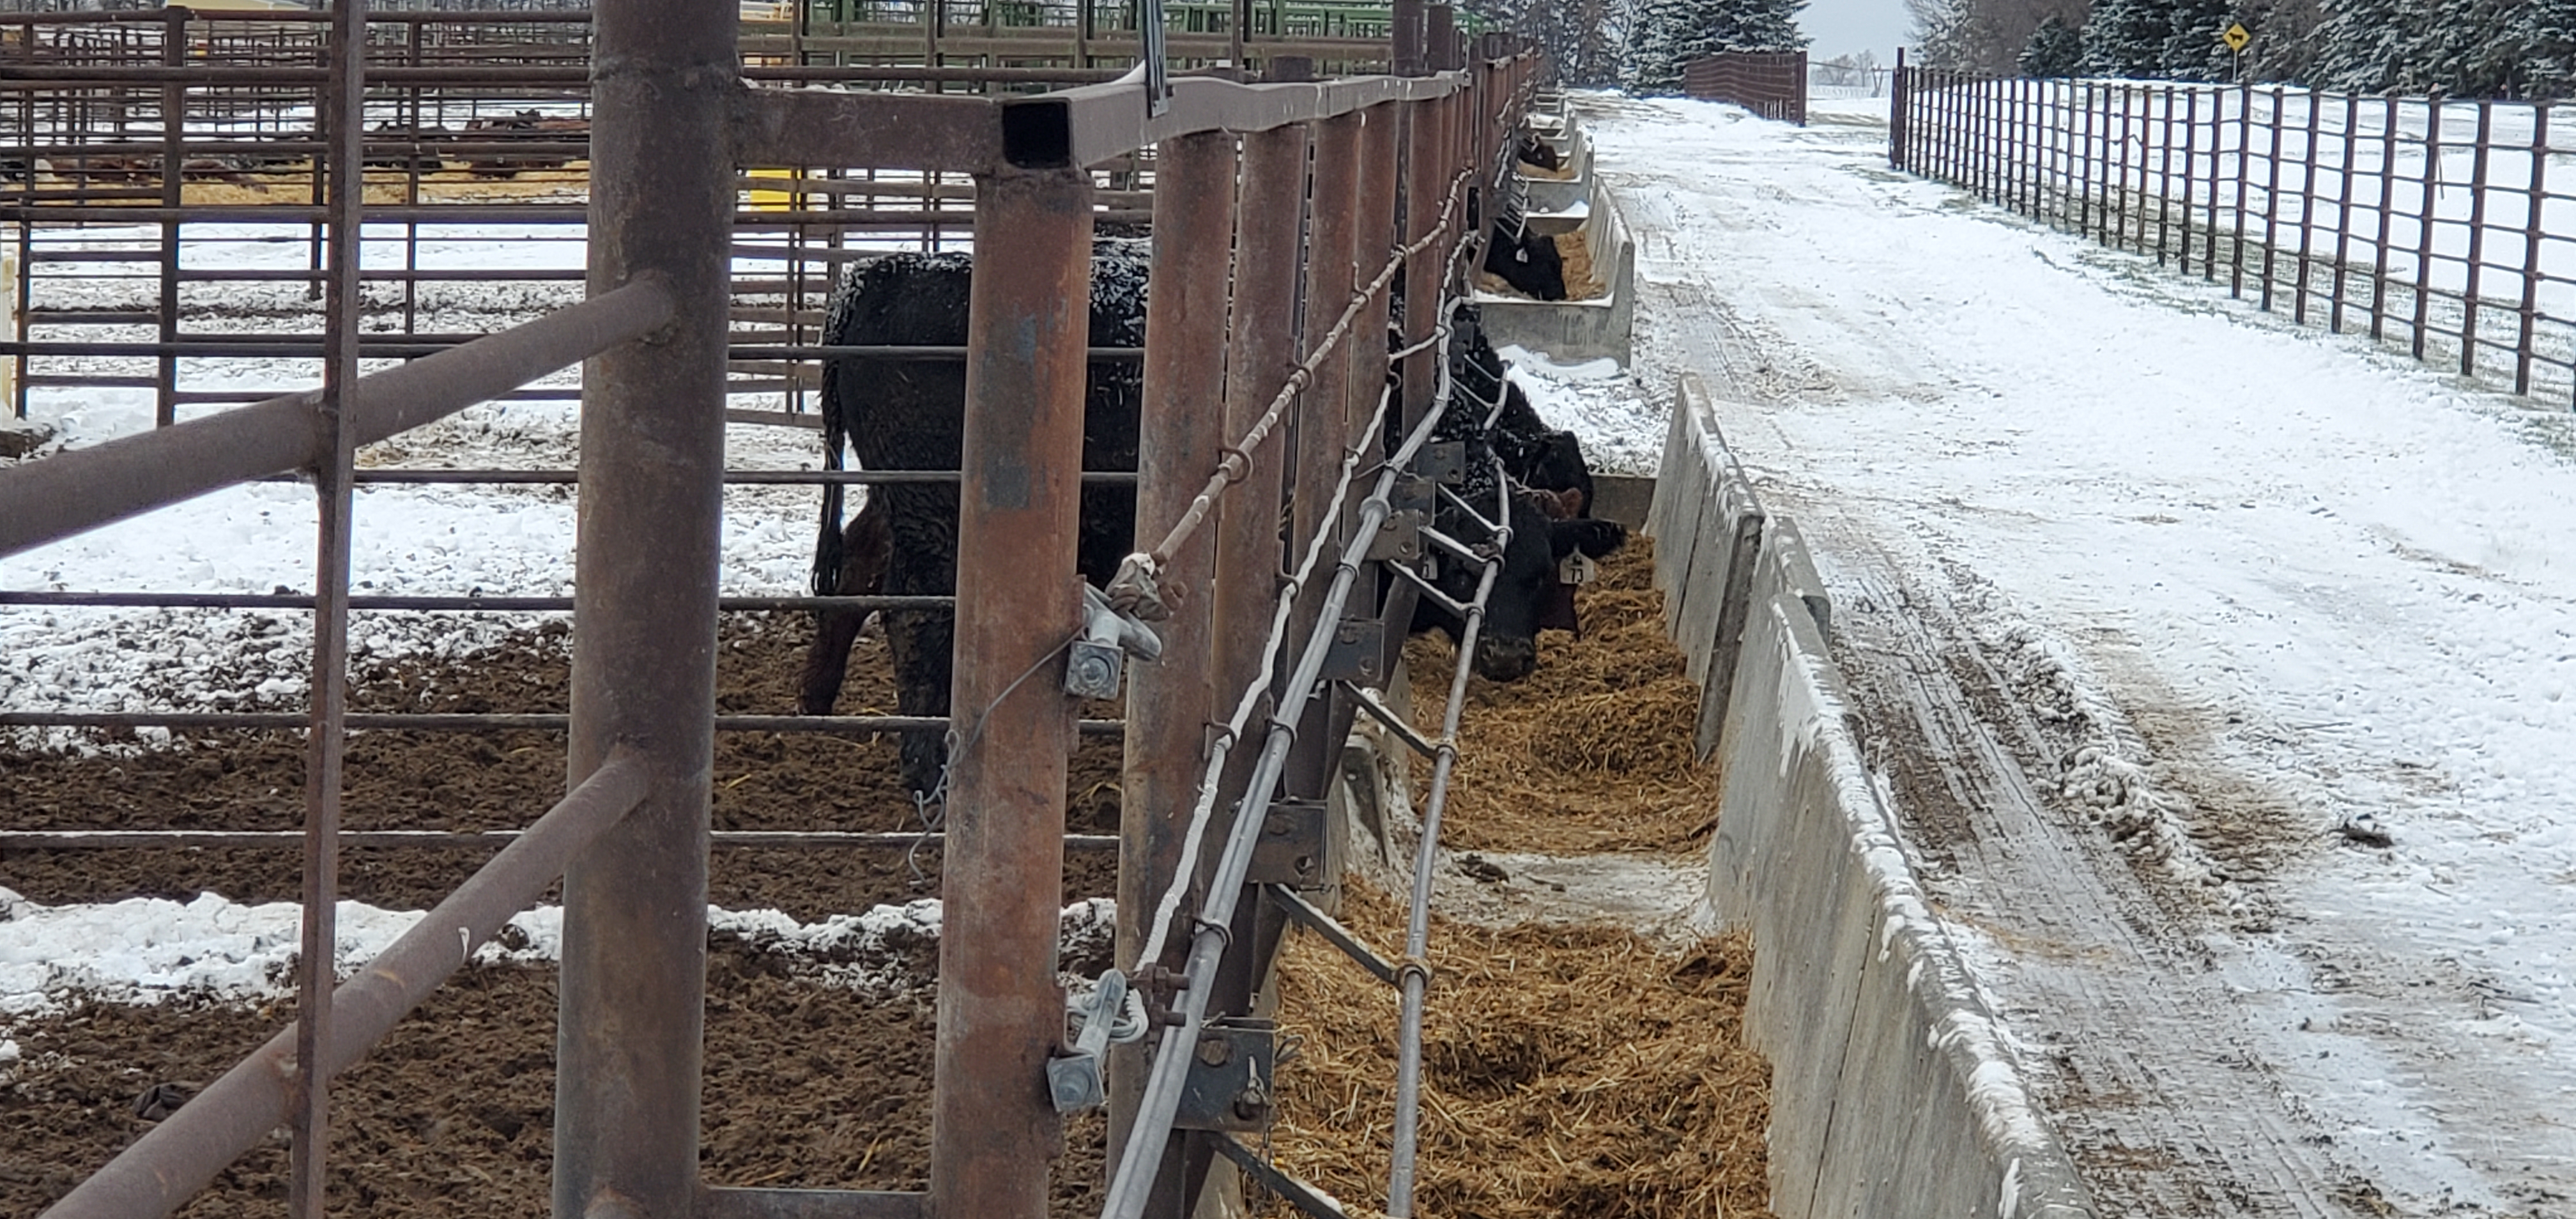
[1246,799,1335,889]
[1174,1017,1276,1133]
[1320,617,1385,685]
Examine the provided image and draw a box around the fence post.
[1112,128,1238,1217]
[1890,49,1907,168]
[2294,89,2322,324]
[2517,105,2550,396]
[2077,82,2094,239]
[2233,84,2252,296]
[2114,83,2132,249]
[2333,92,2359,332]
[2414,98,2442,359]
[2371,95,2399,339]
[556,0,735,1206]
[2260,86,2285,310]
[2180,86,2198,274]
[2462,99,2494,378]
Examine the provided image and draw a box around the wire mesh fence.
[1894,66,2576,408]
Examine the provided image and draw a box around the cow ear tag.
[1558,551,1597,586]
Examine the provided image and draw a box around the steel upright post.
[2515,106,2548,395]
[291,0,365,1209]
[2371,96,2399,339]
[1282,110,1364,804]
[925,165,1097,1219]
[2234,84,2253,297]
[2292,91,2322,323]
[2181,87,2199,273]
[1353,104,1399,436]
[1112,130,1238,1214]
[1890,50,1906,169]
[2261,86,2285,311]
[2416,98,2444,359]
[1399,98,1443,431]
[557,0,735,1208]
[2462,100,2494,377]
[1392,0,1424,75]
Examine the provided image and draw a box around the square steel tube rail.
[0,277,674,561]
[35,748,653,1219]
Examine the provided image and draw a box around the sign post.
[2223,22,2250,83]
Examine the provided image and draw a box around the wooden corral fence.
[1894,59,2576,408]
[1683,50,1807,125]
[0,0,1545,1214]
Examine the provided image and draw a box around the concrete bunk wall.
[1646,374,2098,1219]
[1480,116,1636,366]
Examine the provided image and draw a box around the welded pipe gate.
[1,0,1545,1215]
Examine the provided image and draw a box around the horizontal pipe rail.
[0,711,1124,734]
[0,829,1123,852]
[0,592,956,612]
[0,277,675,561]
[36,747,654,1219]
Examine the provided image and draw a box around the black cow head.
[1482,226,1568,302]
[1422,485,1628,682]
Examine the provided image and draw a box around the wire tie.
[1217,445,1253,484]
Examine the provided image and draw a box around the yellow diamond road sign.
[2223,22,2251,51]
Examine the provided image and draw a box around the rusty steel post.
[1351,103,1399,457]
[556,0,735,1207]
[1392,0,1425,75]
[929,164,1096,1219]
[1283,109,1363,804]
[1398,97,1444,432]
[1214,123,1308,797]
[1112,129,1238,1211]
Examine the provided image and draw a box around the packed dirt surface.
[0,612,1121,920]
[3,542,1771,1218]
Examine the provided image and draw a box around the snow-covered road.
[1585,94,2576,1217]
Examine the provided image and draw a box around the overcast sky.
[1800,0,1913,62]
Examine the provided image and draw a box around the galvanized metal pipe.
[929,164,1096,1219]
[1112,128,1238,1204]
[1386,456,1505,1219]
[1100,361,1457,1219]
[0,277,672,561]
[553,0,735,1208]
[36,749,652,1219]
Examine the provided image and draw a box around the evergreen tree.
[2306,0,2421,91]
[1621,0,1809,94]
[2508,0,2576,98]
[2155,0,2238,80]
[2019,12,2086,73]
[2079,0,2170,75]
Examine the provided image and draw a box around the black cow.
[1407,310,1627,677]
[802,246,1148,793]
[801,256,1614,791]
[1515,134,1563,172]
[1482,224,1568,302]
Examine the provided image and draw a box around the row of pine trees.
[1915,0,2576,99]
[1468,0,1807,92]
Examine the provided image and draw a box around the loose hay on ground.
[1407,540,1721,855]
[1263,884,1775,1219]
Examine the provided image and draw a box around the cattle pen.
[0,0,1626,1215]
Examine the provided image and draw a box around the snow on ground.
[2,222,837,747]
[0,884,1113,1020]
[1581,91,2576,1215]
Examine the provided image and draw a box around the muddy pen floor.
[0,539,1774,1218]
